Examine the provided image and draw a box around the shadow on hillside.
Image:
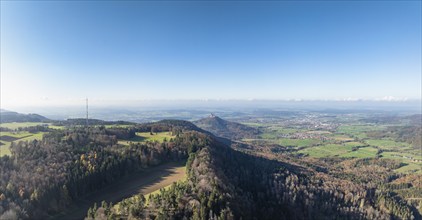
[50,160,186,220]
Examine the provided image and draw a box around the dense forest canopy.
[0,113,420,220]
[88,128,420,220]
[0,120,206,219]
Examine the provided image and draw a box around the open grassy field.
[260,127,309,137]
[380,151,422,174]
[0,131,46,156]
[0,131,34,138]
[365,139,411,150]
[394,163,422,174]
[381,151,422,161]
[254,126,324,147]
[336,124,385,139]
[330,134,355,141]
[0,122,49,129]
[0,122,51,156]
[104,124,135,128]
[298,142,372,158]
[115,167,187,208]
[258,132,279,139]
[137,132,175,142]
[299,143,354,157]
[48,125,65,130]
[118,131,175,146]
[241,118,420,174]
[52,161,186,220]
[241,122,266,127]
[278,138,322,147]
[341,146,379,158]
[0,122,68,130]
[0,142,11,156]
[239,117,421,176]
[268,127,302,134]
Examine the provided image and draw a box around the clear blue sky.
[1,1,421,107]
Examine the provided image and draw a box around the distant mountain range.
[0,110,50,123]
[194,114,259,140]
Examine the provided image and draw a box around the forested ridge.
[88,124,420,220]
[0,119,419,219]
[0,121,206,219]
[0,111,50,123]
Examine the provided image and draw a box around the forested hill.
[53,118,135,126]
[91,123,419,219]
[136,119,206,133]
[0,116,418,219]
[0,110,50,123]
[194,115,259,140]
[0,120,210,219]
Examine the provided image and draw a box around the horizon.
[3,99,421,122]
[1,1,421,109]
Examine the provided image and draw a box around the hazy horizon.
[3,99,421,122]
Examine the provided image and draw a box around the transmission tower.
[86,98,89,127]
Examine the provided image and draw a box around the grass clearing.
[299,141,377,158]
[0,131,35,138]
[299,144,354,157]
[365,139,411,150]
[330,134,355,141]
[306,130,331,134]
[54,162,186,219]
[137,132,175,142]
[337,124,382,134]
[19,132,45,142]
[341,147,378,158]
[0,122,49,130]
[269,127,301,134]
[110,164,185,215]
[104,124,134,128]
[380,152,421,174]
[241,122,266,127]
[336,124,384,139]
[259,132,278,139]
[0,131,46,156]
[381,152,422,161]
[48,125,65,130]
[118,131,175,146]
[0,142,11,156]
[278,138,322,147]
[394,163,422,174]
[0,122,66,130]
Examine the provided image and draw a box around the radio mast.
[86,98,89,127]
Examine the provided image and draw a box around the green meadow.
[341,146,379,158]
[298,142,373,158]
[0,131,46,156]
[0,122,67,130]
[0,122,49,130]
[118,131,175,146]
[336,125,385,139]
[365,139,411,150]
[278,138,322,148]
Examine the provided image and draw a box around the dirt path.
[51,161,186,220]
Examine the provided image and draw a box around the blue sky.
[1,1,421,107]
